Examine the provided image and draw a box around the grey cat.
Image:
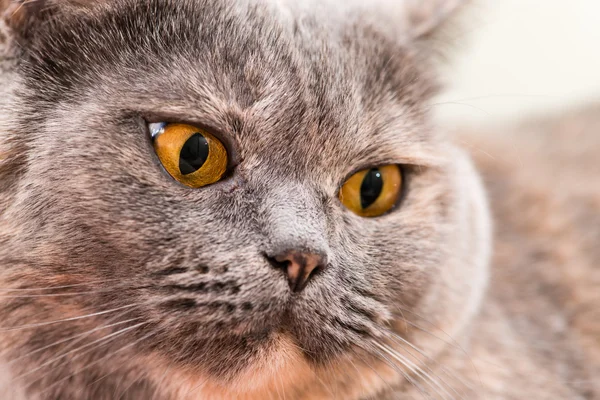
[0,0,598,399]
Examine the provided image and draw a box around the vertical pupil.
[360,168,383,209]
[179,133,209,175]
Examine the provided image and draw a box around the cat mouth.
[147,262,362,370]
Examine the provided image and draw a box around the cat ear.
[402,0,470,39]
[1,0,91,51]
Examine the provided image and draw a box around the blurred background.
[434,0,600,127]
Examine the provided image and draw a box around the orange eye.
[151,123,228,188]
[338,165,402,217]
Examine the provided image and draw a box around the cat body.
[0,0,597,399]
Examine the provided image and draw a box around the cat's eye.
[338,165,402,217]
[150,123,228,188]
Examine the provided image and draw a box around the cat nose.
[265,250,327,293]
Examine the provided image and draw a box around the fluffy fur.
[0,0,596,399]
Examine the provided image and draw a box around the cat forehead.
[22,0,440,171]
[24,0,436,106]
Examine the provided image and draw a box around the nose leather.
[267,250,327,293]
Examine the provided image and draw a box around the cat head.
[0,0,490,398]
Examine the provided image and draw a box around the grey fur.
[0,0,535,399]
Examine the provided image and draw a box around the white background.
[434,0,600,127]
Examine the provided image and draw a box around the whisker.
[86,346,144,390]
[390,304,482,385]
[116,372,146,400]
[437,93,554,103]
[0,279,125,292]
[385,330,474,397]
[280,374,288,400]
[313,372,337,399]
[149,365,171,400]
[6,316,141,366]
[324,360,350,400]
[374,341,452,400]
[457,139,499,161]
[274,370,285,400]
[365,343,431,400]
[36,329,157,396]
[402,319,482,387]
[16,322,148,384]
[8,0,34,19]
[0,286,151,298]
[0,303,137,332]
[427,101,491,116]
[183,376,210,397]
[344,355,369,399]
[346,350,398,398]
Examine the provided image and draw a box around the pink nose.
[267,250,327,293]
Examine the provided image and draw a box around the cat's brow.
[350,137,448,169]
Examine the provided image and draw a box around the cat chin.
[143,335,401,400]
[143,334,313,399]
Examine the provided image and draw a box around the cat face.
[0,0,491,397]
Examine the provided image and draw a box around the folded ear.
[1,0,91,52]
[2,0,53,40]
[344,0,472,55]
[404,0,470,39]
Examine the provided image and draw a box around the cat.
[0,0,598,399]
